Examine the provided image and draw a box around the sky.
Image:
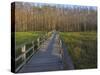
[14,0,99,6]
[15,1,97,11]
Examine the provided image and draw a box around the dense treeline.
[15,2,97,32]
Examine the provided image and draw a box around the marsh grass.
[60,32,97,69]
[15,31,46,46]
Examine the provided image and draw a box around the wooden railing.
[59,39,74,70]
[15,32,52,72]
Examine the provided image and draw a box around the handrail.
[15,52,34,72]
[15,46,34,61]
[59,39,74,70]
[15,31,52,72]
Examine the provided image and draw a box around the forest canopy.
[14,2,97,32]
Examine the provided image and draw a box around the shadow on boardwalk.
[18,32,74,73]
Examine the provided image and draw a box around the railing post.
[37,38,40,48]
[60,40,62,48]
[60,40,63,56]
[43,36,45,42]
[21,45,26,61]
[32,41,34,53]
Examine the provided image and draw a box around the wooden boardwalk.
[18,32,64,73]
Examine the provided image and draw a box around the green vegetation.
[60,32,97,69]
[15,31,46,46]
